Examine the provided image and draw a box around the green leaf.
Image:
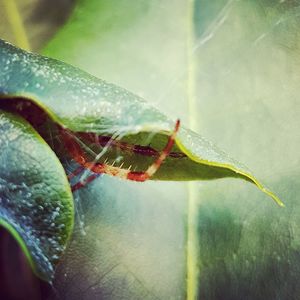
[192,1,300,299]
[0,39,282,205]
[0,110,74,282]
[0,0,289,297]
[40,0,291,298]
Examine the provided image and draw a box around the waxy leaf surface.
[0,39,281,202]
[0,110,73,282]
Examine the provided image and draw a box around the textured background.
[1,1,300,299]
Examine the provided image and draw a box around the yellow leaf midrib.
[186,0,200,300]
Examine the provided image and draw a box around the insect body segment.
[77,132,186,158]
[61,120,181,191]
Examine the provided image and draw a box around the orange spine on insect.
[60,119,180,191]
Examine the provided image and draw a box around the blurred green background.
[1,0,300,299]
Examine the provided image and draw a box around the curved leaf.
[38,0,291,298]
[0,110,74,282]
[0,39,282,206]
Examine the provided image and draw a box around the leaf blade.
[0,38,282,207]
[0,110,74,281]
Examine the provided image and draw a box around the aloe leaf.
[0,110,74,282]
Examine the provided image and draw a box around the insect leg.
[67,166,85,180]
[127,119,180,181]
[61,119,180,190]
[71,173,101,192]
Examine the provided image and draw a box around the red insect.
[61,120,181,192]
